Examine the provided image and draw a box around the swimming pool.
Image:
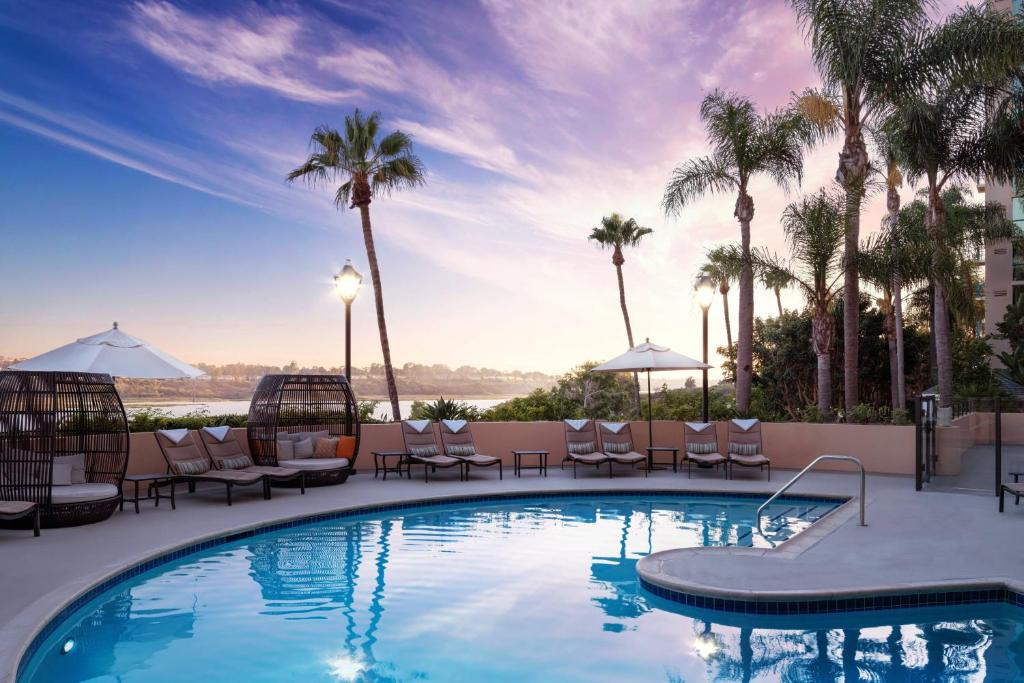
[17,494,1024,681]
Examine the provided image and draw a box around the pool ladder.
[756,455,866,538]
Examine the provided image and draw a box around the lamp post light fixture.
[695,274,715,423]
[334,260,363,383]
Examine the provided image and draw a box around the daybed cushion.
[293,438,315,458]
[0,501,36,516]
[50,483,119,504]
[278,458,350,471]
[52,462,74,486]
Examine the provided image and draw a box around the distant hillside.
[0,358,556,402]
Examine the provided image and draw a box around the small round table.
[512,450,548,477]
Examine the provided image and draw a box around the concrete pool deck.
[2,466,1022,681]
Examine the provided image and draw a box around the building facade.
[983,0,1022,356]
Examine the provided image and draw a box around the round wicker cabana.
[0,370,128,527]
[247,374,360,486]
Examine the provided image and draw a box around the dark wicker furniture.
[438,420,502,479]
[0,501,40,536]
[400,420,465,482]
[0,370,128,528]
[154,430,269,505]
[247,374,360,486]
[197,427,306,493]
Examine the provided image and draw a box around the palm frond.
[662,155,737,216]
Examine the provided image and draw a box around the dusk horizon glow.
[0,0,971,377]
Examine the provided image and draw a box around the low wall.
[125,419,916,481]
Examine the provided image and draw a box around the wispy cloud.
[129,1,357,103]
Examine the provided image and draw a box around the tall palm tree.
[885,9,1024,412]
[761,268,793,318]
[700,244,745,362]
[589,213,653,414]
[753,191,846,416]
[287,109,425,421]
[789,0,931,413]
[663,90,808,413]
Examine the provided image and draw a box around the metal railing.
[756,455,866,537]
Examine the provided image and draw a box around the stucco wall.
[125,419,916,483]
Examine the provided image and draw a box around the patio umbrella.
[9,322,204,379]
[592,339,709,447]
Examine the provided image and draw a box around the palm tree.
[789,0,931,413]
[885,10,1024,413]
[753,191,845,416]
[761,268,792,318]
[700,244,745,362]
[663,90,808,413]
[589,213,653,414]
[287,109,425,422]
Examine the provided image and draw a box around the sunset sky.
[0,0,970,377]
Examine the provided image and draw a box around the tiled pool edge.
[9,487,842,683]
[637,575,1024,616]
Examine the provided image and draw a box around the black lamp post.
[695,275,715,422]
[334,260,363,383]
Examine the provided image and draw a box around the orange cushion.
[336,435,356,458]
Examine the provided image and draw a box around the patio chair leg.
[499,462,503,480]
[33,507,40,537]
[188,481,196,494]
[300,474,306,495]
[1001,487,1006,513]
[264,479,271,500]
[226,483,233,506]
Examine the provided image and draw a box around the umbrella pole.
[647,370,653,448]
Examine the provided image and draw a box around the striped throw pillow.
[447,444,476,456]
[219,455,254,470]
[687,442,717,455]
[604,441,632,454]
[567,441,596,455]
[174,458,210,475]
[730,442,759,456]
[409,444,439,457]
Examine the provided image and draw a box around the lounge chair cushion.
[164,443,211,475]
[688,452,725,464]
[409,444,440,457]
[729,442,759,456]
[447,444,476,456]
[604,441,632,454]
[53,453,87,484]
[314,437,339,458]
[567,441,596,455]
[730,453,770,466]
[687,442,717,455]
[608,452,646,464]
[50,483,119,504]
[459,453,499,464]
[569,452,607,464]
[411,454,462,466]
[0,501,35,516]
[278,458,350,471]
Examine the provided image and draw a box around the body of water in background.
[125,399,508,422]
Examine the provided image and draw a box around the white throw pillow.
[276,439,295,458]
[54,453,87,484]
[293,438,314,458]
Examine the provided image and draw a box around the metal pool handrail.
[756,454,866,538]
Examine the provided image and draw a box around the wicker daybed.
[0,370,128,527]
[247,374,360,486]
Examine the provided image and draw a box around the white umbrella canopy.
[592,340,709,373]
[593,339,710,453]
[9,322,204,379]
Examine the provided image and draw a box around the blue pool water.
[19,494,1024,682]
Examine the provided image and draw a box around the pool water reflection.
[21,495,1024,682]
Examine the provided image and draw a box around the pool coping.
[7,487,841,683]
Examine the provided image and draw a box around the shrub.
[891,407,912,425]
[127,408,247,433]
[409,397,482,421]
[799,405,826,423]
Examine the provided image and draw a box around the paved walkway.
[1,466,1019,681]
